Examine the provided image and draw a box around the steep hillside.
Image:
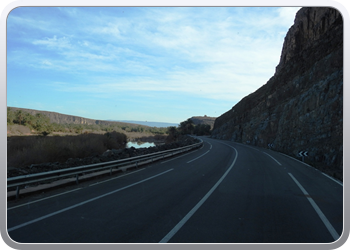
[211,7,343,179]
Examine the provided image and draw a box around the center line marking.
[263,152,282,166]
[187,150,210,163]
[160,145,238,243]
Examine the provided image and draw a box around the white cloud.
[9,7,301,104]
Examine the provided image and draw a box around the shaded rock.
[211,7,343,180]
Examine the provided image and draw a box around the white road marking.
[288,173,340,241]
[7,188,82,211]
[239,144,261,152]
[89,168,145,186]
[279,152,313,168]
[160,145,238,243]
[279,153,343,187]
[8,169,174,232]
[186,150,210,163]
[161,150,199,164]
[263,152,282,166]
[321,173,343,186]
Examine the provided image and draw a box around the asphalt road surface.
[7,137,343,243]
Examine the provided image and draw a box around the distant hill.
[189,116,216,129]
[109,120,179,128]
[7,107,151,128]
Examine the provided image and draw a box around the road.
[7,137,343,243]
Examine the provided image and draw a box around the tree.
[166,126,179,142]
[14,110,24,125]
[179,118,195,135]
[7,108,15,125]
[33,113,53,135]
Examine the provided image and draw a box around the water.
[126,141,156,149]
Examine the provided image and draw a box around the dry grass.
[7,132,127,169]
[7,124,32,135]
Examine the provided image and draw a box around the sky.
[7,7,301,124]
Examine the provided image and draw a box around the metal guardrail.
[7,140,203,199]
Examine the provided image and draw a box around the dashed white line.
[161,150,199,164]
[288,173,340,241]
[160,146,238,243]
[89,168,145,186]
[8,169,174,232]
[279,152,343,186]
[7,188,83,211]
[263,152,282,166]
[187,150,210,163]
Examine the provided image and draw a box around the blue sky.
[7,7,301,123]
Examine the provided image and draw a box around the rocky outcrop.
[211,7,343,180]
[190,116,216,129]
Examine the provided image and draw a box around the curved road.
[7,137,343,243]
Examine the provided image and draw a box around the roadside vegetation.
[7,109,209,170]
[7,108,167,169]
[7,132,127,169]
[7,108,167,136]
[166,118,211,142]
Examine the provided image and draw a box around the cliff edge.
[211,7,343,180]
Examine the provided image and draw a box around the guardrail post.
[76,174,79,184]
[110,168,112,175]
[16,186,20,200]
[136,161,138,168]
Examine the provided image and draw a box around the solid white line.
[279,152,313,168]
[321,173,343,186]
[186,150,210,163]
[89,168,145,186]
[159,145,238,243]
[7,188,82,211]
[263,152,282,166]
[288,173,340,241]
[8,169,174,232]
[209,142,212,150]
[161,150,199,164]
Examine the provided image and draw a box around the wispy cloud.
[7,7,301,121]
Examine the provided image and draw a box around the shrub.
[7,132,127,169]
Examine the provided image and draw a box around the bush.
[7,132,127,169]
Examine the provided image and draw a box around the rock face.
[211,7,343,180]
[190,116,216,129]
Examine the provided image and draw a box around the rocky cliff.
[211,7,343,180]
[190,116,216,129]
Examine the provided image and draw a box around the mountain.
[211,8,343,180]
[109,120,179,128]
